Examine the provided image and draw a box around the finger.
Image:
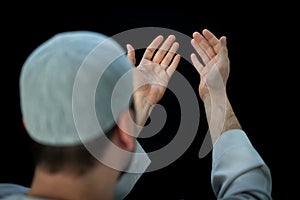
[191,38,210,65]
[218,36,229,63]
[220,36,227,51]
[126,44,136,67]
[202,29,222,53]
[160,41,179,67]
[166,54,181,77]
[193,31,216,60]
[190,53,204,75]
[202,37,228,75]
[152,35,176,63]
[142,35,164,60]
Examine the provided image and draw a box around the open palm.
[190,29,229,101]
[127,35,181,105]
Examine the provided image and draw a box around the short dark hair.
[30,101,136,176]
[30,125,115,176]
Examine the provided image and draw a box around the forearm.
[221,97,241,132]
[133,92,153,127]
[203,93,241,144]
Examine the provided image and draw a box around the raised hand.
[190,29,241,144]
[127,35,180,125]
[190,29,229,101]
[127,35,180,105]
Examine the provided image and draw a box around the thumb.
[218,36,229,64]
[219,36,228,56]
[126,44,136,67]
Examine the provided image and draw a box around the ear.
[111,109,136,152]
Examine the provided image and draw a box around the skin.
[127,35,180,127]
[26,35,181,200]
[190,29,241,144]
[28,110,135,200]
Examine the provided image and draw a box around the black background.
[0,3,297,199]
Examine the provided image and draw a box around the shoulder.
[0,194,45,200]
[0,183,29,199]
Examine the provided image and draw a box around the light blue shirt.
[212,129,272,199]
[0,129,272,199]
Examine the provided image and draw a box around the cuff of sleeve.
[212,129,264,168]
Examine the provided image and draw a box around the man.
[0,29,272,199]
[0,31,180,200]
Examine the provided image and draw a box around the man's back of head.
[15,31,147,200]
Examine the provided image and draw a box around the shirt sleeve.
[0,183,29,198]
[211,129,272,200]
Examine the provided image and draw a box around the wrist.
[203,93,242,144]
[133,92,153,126]
[222,99,242,133]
